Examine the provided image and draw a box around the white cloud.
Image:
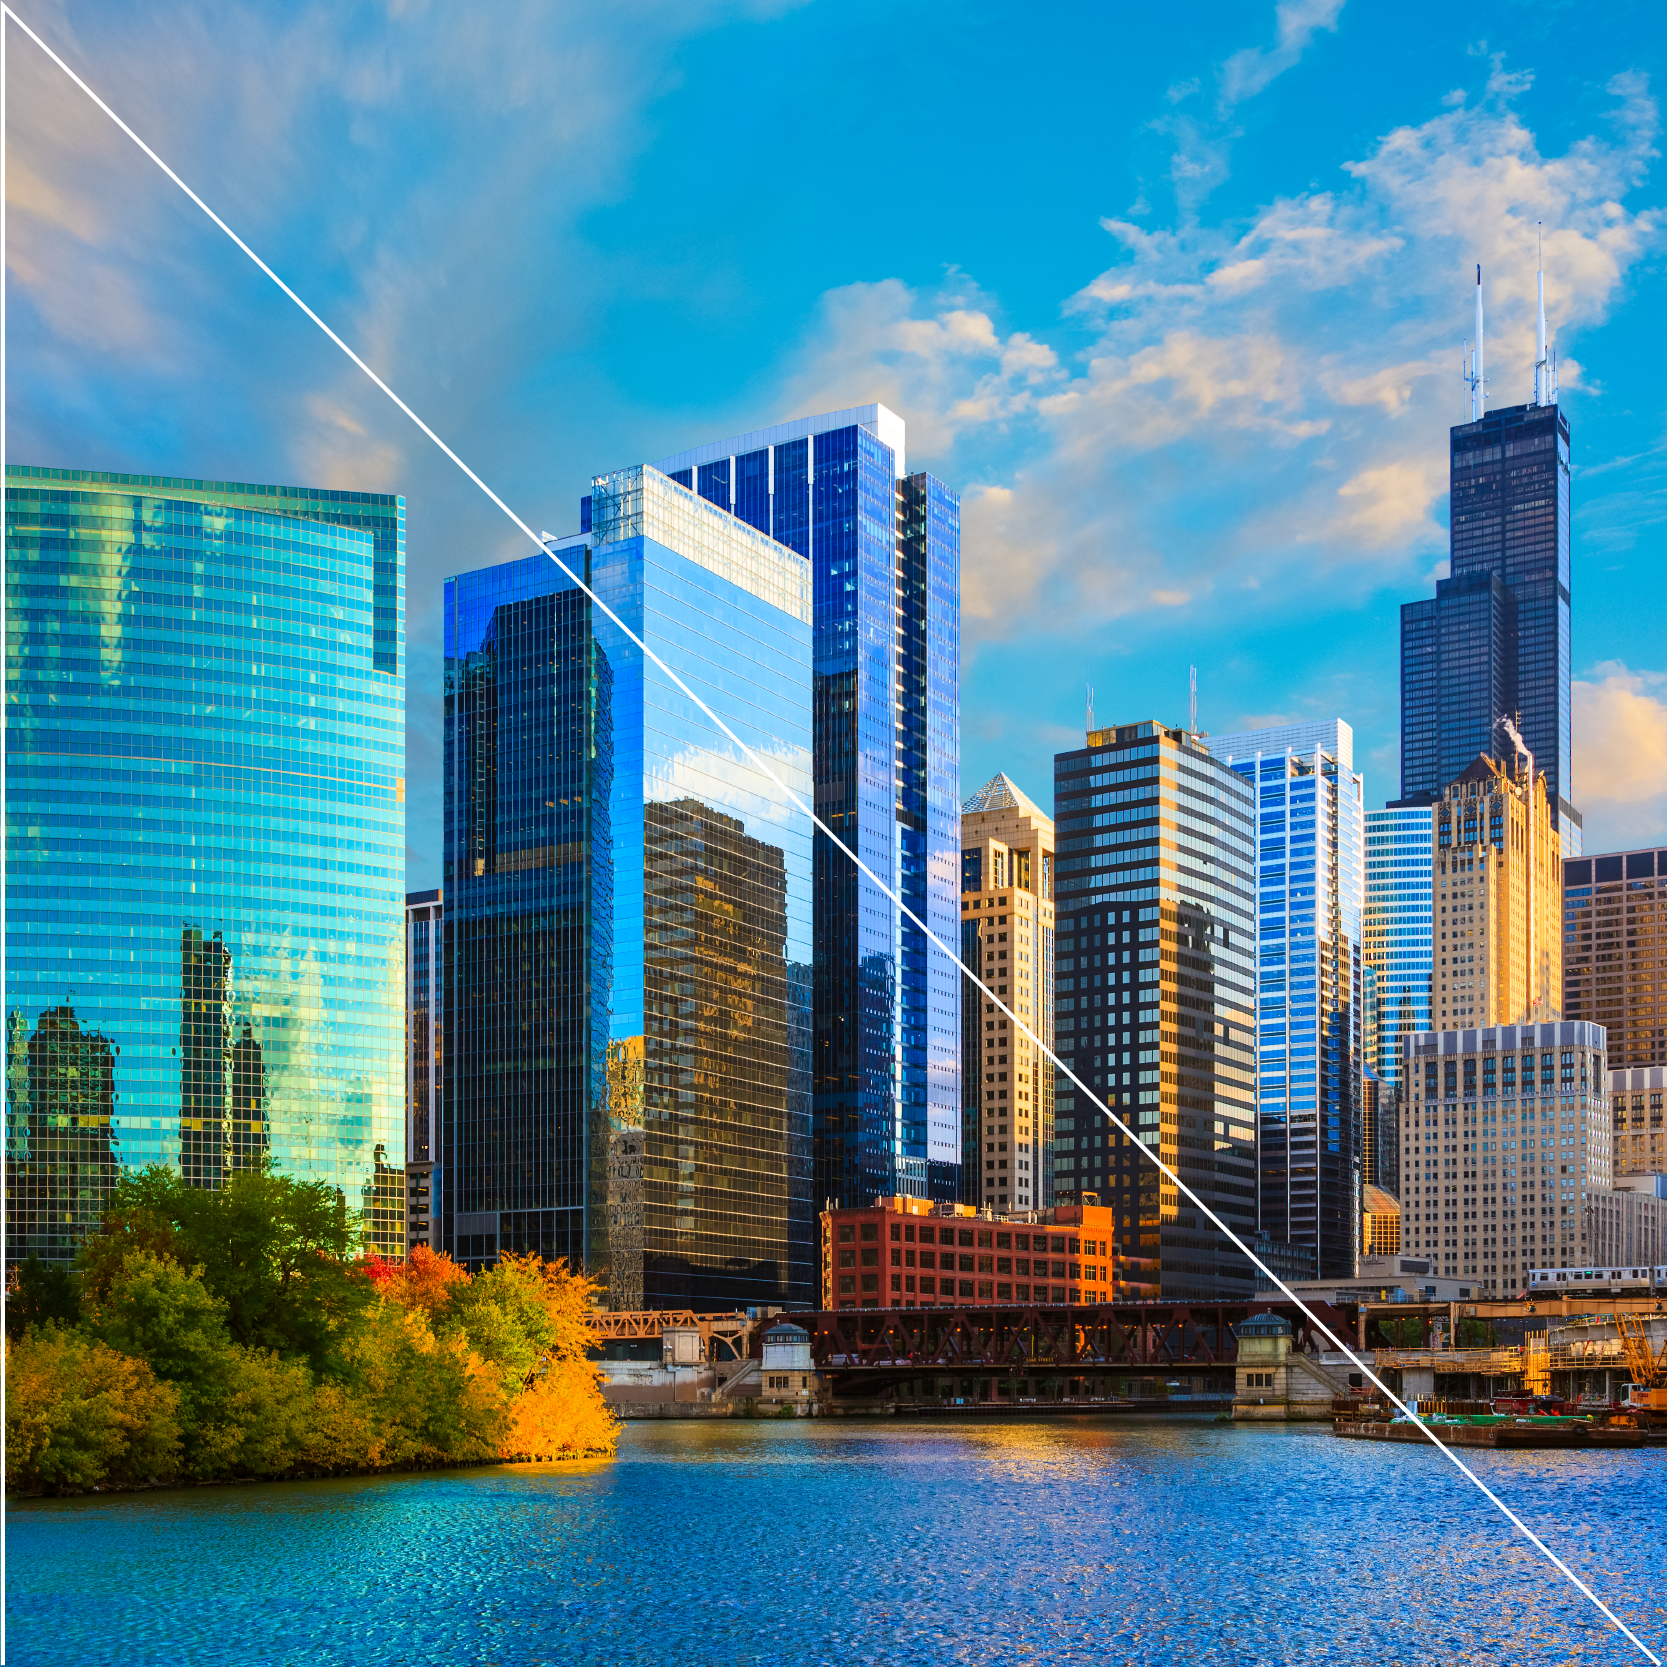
[1573,663,1667,847]
[1220,0,1347,110]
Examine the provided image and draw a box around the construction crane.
[1616,1313,1667,1415]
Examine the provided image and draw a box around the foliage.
[1457,1318,1499,1348]
[5,1326,181,1493]
[1377,1316,1428,1348]
[6,1255,82,1340]
[97,1166,372,1374]
[5,1196,615,1495]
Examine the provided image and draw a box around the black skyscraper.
[1399,397,1577,846]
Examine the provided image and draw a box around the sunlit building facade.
[1052,720,1257,1299]
[1564,846,1667,1069]
[4,465,406,1264]
[1211,721,1364,1283]
[443,468,814,1308]
[652,406,961,1210]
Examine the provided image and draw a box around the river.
[8,1418,1664,1665]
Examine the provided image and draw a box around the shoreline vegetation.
[4,1168,617,1497]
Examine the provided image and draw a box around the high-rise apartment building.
[4,466,406,1263]
[650,406,961,1209]
[1610,1066,1667,1177]
[1400,1021,1609,1293]
[1052,721,1257,1299]
[1398,287,1580,855]
[406,888,442,1253]
[1211,720,1364,1282]
[1433,756,1561,1030]
[443,467,815,1309]
[1563,846,1667,1068]
[959,773,1056,1214]
[1363,806,1434,1095]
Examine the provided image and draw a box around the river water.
[9,1418,1665,1666]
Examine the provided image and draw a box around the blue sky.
[8,0,1667,885]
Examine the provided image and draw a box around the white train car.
[1527,1265,1667,1295]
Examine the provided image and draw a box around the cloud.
[1220,0,1347,110]
[1573,664,1667,846]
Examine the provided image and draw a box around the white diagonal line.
[1,8,1657,1660]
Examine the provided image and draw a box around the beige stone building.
[960,774,1055,1213]
[1609,1065,1667,1178]
[1433,755,1561,1031]
[1564,845,1666,1068]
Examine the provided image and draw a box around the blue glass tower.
[1362,806,1433,1096]
[443,468,814,1307]
[1399,398,1581,855]
[1210,721,1363,1282]
[654,407,961,1210]
[5,465,406,1263]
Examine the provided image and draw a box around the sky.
[7,0,1667,888]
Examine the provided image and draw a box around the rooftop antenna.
[1534,223,1549,407]
[1189,665,1198,736]
[1463,264,1485,421]
[1086,682,1095,736]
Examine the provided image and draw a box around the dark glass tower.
[1399,400,1578,849]
[654,407,962,1211]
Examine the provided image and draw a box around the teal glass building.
[442,467,814,1308]
[5,466,407,1263]
[1363,805,1434,1093]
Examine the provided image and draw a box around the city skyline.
[7,3,1667,883]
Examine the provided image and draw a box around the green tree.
[99,1166,370,1373]
[6,1255,82,1340]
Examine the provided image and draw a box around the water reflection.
[9,1422,1661,1666]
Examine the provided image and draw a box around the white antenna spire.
[1534,223,1549,406]
[1087,682,1095,736]
[1463,264,1485,421]
[1189,665,1198,735]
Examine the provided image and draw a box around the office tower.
[1398,269,1581,857]
[1363,806,1434,1093]
[1211,720,1364,1282]
[443,467,814,1308]
[1361,1182,1401,1256]
[4,465,406,1264]
[1361,1068,1398,1199]
[1052,720,1257,1299]
[1432,756,1560,1030]
[405,888,442,1253]
[960,773,1056,1213]
[1400,1021,1609,1293]
[1610,1067,1667,1176]
[650,406,961,1209]
[1564,846,1667,1067]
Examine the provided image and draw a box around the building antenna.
[1086,682,1095,736]
[1463,264,1485,421]
[1534,223,1549,407]
[1189,665,1198,736]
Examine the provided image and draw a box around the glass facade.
[405,889,442,1252]
[1399,401,1580,852]
[1212,722,1364,1282]
[5,465,406,1263]
[1052,722,1257,1299]
[443,468,814,1308]
[1363,805,1433,1096]
[651,407,961,1210]
[1564,847,1667,1069]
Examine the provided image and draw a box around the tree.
[6,1255,82,1340]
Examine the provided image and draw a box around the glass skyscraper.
[5,465,406,1263]
[1399,398,1581,855]
[1210,720,1363,1282]
[652,406,961,1210]
[442,468,814,1308]
[405,888,442,1252]
[1362,805,1433,1096]
[1052,720,1257,1299]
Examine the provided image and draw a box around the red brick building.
[820,1195,1159,1310]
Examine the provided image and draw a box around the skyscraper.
[1563,846,1667,1068]
[650,406,961,1210]
[1052,720,1257,1298]
[1432,755,1561,1031]
[1210,720,1364,1282]
[4,465,406,1263]
[405,888,442,1253]
[1399,268,1581,857]
[959,773,1056,1213]
[1363,805,1434,1096]
[442,467,815,1308]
